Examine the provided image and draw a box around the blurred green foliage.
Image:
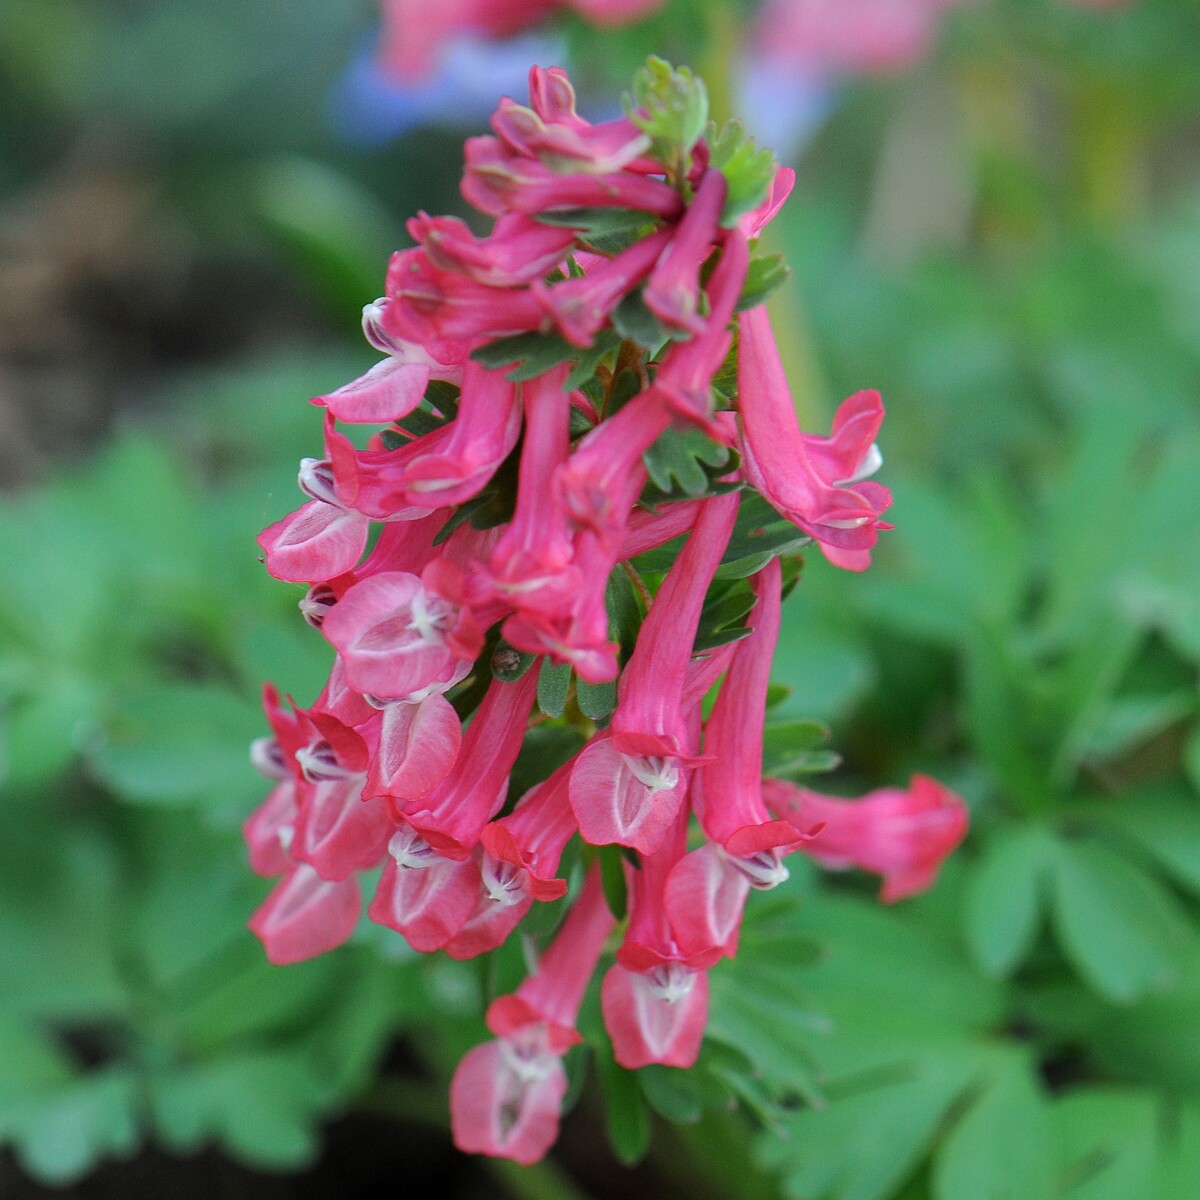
[2,0,1200,1195]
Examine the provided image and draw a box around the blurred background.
[3,0,1200,1196]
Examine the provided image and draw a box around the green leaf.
[536,208,656,242]
[737,253,791,313]
[577,677,617,723]
[964,827,1052,978]
[537,659,572,719]
[565,328,622,390]
[762,720,839,779]
[595,1044,652,1165]
[625,56,708,171]
[643,424,732,499]
[763,1051,979,1200]
[612,288,671,348]
[707,119,779,226]
[1054,1089,1157,1200]
[596,843,630,922]
[716,491,811,579]
[149,1052,322,1169]
[1050,839,1191,1003]
[6,1069,139,1186]
[933,1054,1053,1200]
[605,565,644,662]
[89,683,263,814]
[1093,787,1200,896]
[469,331,577,380]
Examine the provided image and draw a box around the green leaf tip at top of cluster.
[708,119,780,226]
[624,56,709,179]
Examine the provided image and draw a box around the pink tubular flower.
[601,808,710,1067]
[472,365,578,613]
[249,864,361,965]
[411,212,577,287]
[258,455,371,583]
[393,362,525,508]
[369,824,482,951]
[737,304,892,570]
[643,169,727,336]
[361,692,463,803]
[650,229,749,430]
[533,227,672,348]
[321,566,482,701]
[243,780,297,878]
[462,133,682,219]
[443,759,578,959]
[398,671,539,858]
[480,758,578,903]
[382,247,546,350]
[554,390,666,545]
[763,774,968,901]
[313,301,463,424]
[752,0,957,77]
[666,559,815,960]
[377,0,558,83]
[451,867,614,1164]
[569,491,740,853]
[499,526,622,683]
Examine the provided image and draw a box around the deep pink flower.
[313,313,462,424]
[257,496,370,584]
[601,809,710,1067]
[737,305,891,571]
[553,385,682,547]
[644,169,727,336]
[650,229,749,430]
[398,671,539,858]
[763,773,968,901]
[243,781,297,878]
[361,691,463,802]
[471,365,578,614]
[490,92,652,175]
[499,527,622,682]
[462,134,682,219]
[249,863,361,964]
[569,492,740,852]
[442,756,579,960]
[382,247,546,348]
[411,212,577,287]
[321,567,482,701]
[369,824,483,951]
[533,227,672,348]
[665,559,815,960]
[739,167,796,240]
[480,758,578,903]
[451,867,614,1164]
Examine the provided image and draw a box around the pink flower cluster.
[378,0,667,82]
[246,65,966,1164]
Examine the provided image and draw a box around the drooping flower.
[763,773,968,901]
[247,58,968,1168]
[569,491,740,852]
[666,559,815,960]
[737,304,892,570]
[451,866,614,1164]
[601,807,711,1068]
